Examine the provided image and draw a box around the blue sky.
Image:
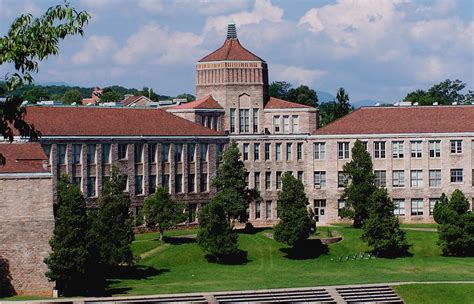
[0,0,473,105]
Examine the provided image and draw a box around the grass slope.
[107,226,474,296]
[394,284,474,304]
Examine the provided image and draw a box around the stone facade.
[0,175,55,296]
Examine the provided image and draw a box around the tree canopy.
[403,79,472,105]
[63,89,83,104]
[269,81,318,107]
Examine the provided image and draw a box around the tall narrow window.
[162,143,170,162]
[243,143,249,161]
[429,198,438,216]
[265,201,272,219]
[252,108,259,133]
[148,144,156,163]
[393,199,405,216]
[102,144,111,164]
[338,200,346,217]
[275,143,281,161]
[188,143,196,162]
[175,174,183,193]
[410,141,422,158]
[374,141,386,158]
[392,141,404,158]
[217,144,224,161]
[255,201,261,219]
[149,175,157,194]
[297,143,303,160]
[134,144,143,163]
[162,174,170,189]
[292,115,299,133]
[254,143,260,160]
[429,140,441,158]
[265,172,271,190]
[286,143,292,161]
[200,173,208,192]
[87,144,96,164]
[338,142,349,159]
[276,171,282,189]
[273,115,280,133]
[118,144,127,160]
[265,143,271,160]
[135,175,143,195]
[87,177,96,197]
[254,172,260,190]
[72,144,82,164]
[283,116,290,133]
[174,144,183,162]
[230,108,236,133]
[314,143,325,160]
[200,143,208,161]
[338,172,348,188]
[57,144,67,165]
[188,174,195,193]
[239,109,249,133]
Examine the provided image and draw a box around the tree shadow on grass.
[280,239,329,260]
[204,249,250,265]
[162,236,196,245]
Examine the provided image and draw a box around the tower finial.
[227,22,237,39]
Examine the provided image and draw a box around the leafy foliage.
[319,87,353,126]
[23,86,50,103]
[287,85,318,107]
[197,198,239,262]
[269,81,292,100]
[434,189,473,256]
[99,87,124,103]
[362,188,410,257]
[63,89,83,104]
[89,167,134,271]
[341,140,376,228]
[176,93,196,102]
[142,187,186,240]
[403,79,471,105]
[212,141,259,222]
[274,172,315,247]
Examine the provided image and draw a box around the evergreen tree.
[44,176,92,295]
[274,172,315,247]
[90,167,134,271]
[362,188,410,257]
[335,87,351,118]
[142,187,187,240]
[435,190,473,256]
[197,197,239,262]
[341,140,376,228]
[212,140,258,222]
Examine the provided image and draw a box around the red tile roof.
[314,105,474,135]
[199,38,264,62]
[0,143,48,174]
[169,95,223,110]
[265,97,315,109]
[122,95,142,106]
[23,106,222,136]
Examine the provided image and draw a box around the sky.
[0,0,473,106]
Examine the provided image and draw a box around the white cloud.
[271,64,326,86]
[80,0,118,10]
[172,0,250,15]
[113,23,204,66]
[72,35,117,65]
[138,0,164,13]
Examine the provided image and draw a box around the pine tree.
[142,187,186,240]
[44,176,92,295]
[212,140,258,222]
[197,197,239,262]
[90,167,134,271]
[341,140,376,228]
[361,188,410,257]
[335,87,351,119]
[274,172,315,247]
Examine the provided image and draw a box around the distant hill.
[316,91,335,103]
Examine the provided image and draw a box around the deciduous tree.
[287,85,318,107]
[63,89,83,104]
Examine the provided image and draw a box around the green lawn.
[394,283,474,304]
[107,226,474,296]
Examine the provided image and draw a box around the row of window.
[254,201,274,220]
[314,139,471,160]
[244,171,304,191]
[273,115,300,134]
[48,143,223,165]
[241,142,304,161]
[230,108,259,133]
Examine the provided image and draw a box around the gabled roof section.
[169,95,223,110]
[313,105,474,135]
[23,106,222,137]
[265,97,315,109]
[199,39,264,62]
[0,143,48,174]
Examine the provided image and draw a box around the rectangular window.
[175,144,183,163]
[297,143,303,160]
[230,108,236,133]
[273,115,280,133]
[200,143,208,161]
[338,142,350,159]
[135,175,143,195]
[392,170,405,187]
[255,201,261,219]
[411,199,424,216]
[338,171,348,188]
[276,171,282,189]
[410,170,423,188]
[254,172,260,190]
[286,143,292,161]
[118,144,127,160]
[410,141,422,158]
[253,109,259,133]
[87,144,96,164]
[162,174,170,190]
[200,173,208,192]
[283,116,290,133]
[265,172,271,190]
[315,199,327,207]
[450,169,463,183]
[87,177,96,197]
[314,142,326,160]
[450,140,462,154]
[188,174,195,193]
[392,141,404,158]
[429,198,438,216]
[393,199,405,216]
[134,144,143,163]
[265,201,272,219]
[375,170,387,187]
[244,172,249,188]
[217,144,224,161]
[292,115,299,133]
[338,200,346,217]
[275,143,281,161]
[188,204,197,222]
[314,171,326,188]
[42,144,52,164]
[72,176,81,187]
[429,169,441,188]
[188,144,196,162]
[429,140,441,158]
[264,143,271,160]
[175,174,183,193]
[146,144,156,163]
[243,143,249,161]
[72,144,82,164]
[162,143,170,162]
[102,144,111,164]
[374,141,386,159]
[239,109,249,133]
[149,175,157,194]
[254,143,260,160]
[297,171,304,183]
